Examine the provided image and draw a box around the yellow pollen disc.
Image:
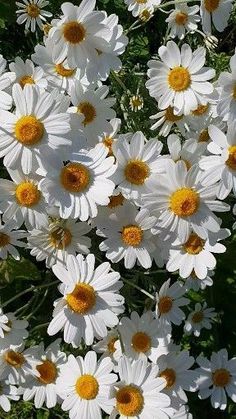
[36,360,57,384]
[132,332,151,353]
[192,104,209,116]
[122,225,143,247]
[60,163,90,193]
[160,368,176,388]
[107,337,118,354]
[15,115,44,146]
[131,96,143,107]
[55,63,76,77]
[183,233,205,255]
[192,311,204,323]
[226,145,236,171]
[124,160,150,185]
[63,21,86,44]
[108,193,125,209]
[116,385,144,416]
[175,12,188,25]
[50,227,72,249]
[76,374,99,399]
[66,283,96,314]
[158,296,173,314]
[168,67,191,92]
[198,129,210,143]
[139,9,152,21]
[136,0,147,4]
[27,4,40,18]
[103,136,114,156]
[233,85,236,100]
[0,233,10,247]
[212,369,231,387]
[19,75,35,88]
[77,102,97,126]
[4,350,25,368]
[165,106,183,122]
[15,182,41,207]
[170,187,200,217]
[204,0,220,12]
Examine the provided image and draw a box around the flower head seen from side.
[146,41,215,115]
[47,254,124,347]
[200,0,233,34]
[98,118,121,156]
[9,57,47,91]
[16,0,52,32]
[0,381,19,412]
[0,343,35,385]
[124,0,160,18]
[184,302,216,337]
[93,329,122,364]
[185,269,214,291]
[0,220,27,260]
[0,312,28,351]
[166,4,200,40]
[150,106,187,137]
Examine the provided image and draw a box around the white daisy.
[9,57,47,90]
[155,279,189,327]
[217,48,236,123]
[124,0,160,18]
[0,84,72,174]
[22,339,66,409]
[184,302,216,337]
[200,0,233,34]
[0,312,28,350]
[0,168,47,229]
[183,116,226,147]
[0,220,27,261]
[57,351,117,419]
[0,381,19,412]
[167,135,205,170]
[0,55,15,111]
[0,343,34,384]
[118,311,171,362]
[28,214,91,267]
[93,329,122,364]
[185,99,218,131]
[16,0,52,32]
[197,348,236,410]
[130,94,144,112]
[98,118,121,156]
[146,41,215,115]
[97,204,157,269]
[150,106,187,136]
[47,253,124,347]
[166,4,200,40]
[185,269,214,291]
[39,144,116,221]
[110,355,173,419]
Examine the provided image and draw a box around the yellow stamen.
[27,4,40,18]
[107,337,118,354]
[36,360,57,384]
[55,63,75,77]
[19,75,35,88]
[77,102,96,126]
[183,233,205,255]
[175,12,188,25]
[108,193,125,209]
[170,187,200,217]
[4,350,25,368]
[192,104,209,116]
[66,283,96,314]
[76,374,99,399]
[15,115,44,146]
[204,0,220,12]
[121,225,143,247]
[60,163,90,193]
[116,385,144,416]
[15,182,41,207]
[160,368,176,388]
[168,67,191,92]
[192,311,204,323]
[50,227,72,249]
[165,106,183,122]
[125,160,149,185]
[198,129,210,143]
[158,296,173,314]
[226,145,236,171]
[0,233,10,247]
[132,332,151,353]
[63,21,86,44]
[212,369,231,387]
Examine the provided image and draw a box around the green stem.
[122,277,155,300]
[158,0,199,8]
[111,70,129,93]
[31,322,49,333]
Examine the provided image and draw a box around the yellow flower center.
[27,4,40,18]
[124,160,150,185]
[50,227,72,249]
[77,102,97,126]
[131,332,151,353]
[15,181,41,207]
[108,193,125,209]
[14,115,44,146]
[103,136,114,156]
[168,67,191,92]
[36,360,57,384]
[192,104,209,116]
[233,85,236,99]
[4,350,25,368]
[19,75,35,88]
[160,368,176,388]
[107,337,118,354]
[204,0,220,12]
[192,310,204,323]
[130,96,143,108]
[66,283,96,314]
[55,63,76,77]
[116,385,144,416]
[170,187,200,217]
[198,129,210,143]
[139,9,152,21]
[60,163,90,193]
[0,233,10,247]
[158,296,173,314]
[226,145,236,171]
[175,12,188,25]
[183,233,205,255]
[212,369,231,387]
[76,374,99,399]
[63,21,86,44]
[165,106,183,122]
[136,0,147,4]
[121,225,143,247]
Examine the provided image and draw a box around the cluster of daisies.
[0,0,235,417]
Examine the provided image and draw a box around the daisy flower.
[200,0,233,34]
[57,351,117,419]
[118,311,171,362]
[150,106,187,136]
[217,48,236,123]
[0,168,47,229]
[0,84,72,174]
[16,0,52,32]
[0,55,15,111]
[130,94,144,112]
[97,204,157,269]
[184,302,216,337]
[199,123,236,199]
[124,0,160,18]
[144,160,229,243]
[47,253,124,347]
[0,220,27,261]
[166,4,200,40]
[167,135,205,170]
[197,348,236,409]
[69,82,116,145]
[39,144,116,221]
[48,0,112,69]
[93,329,122,364]
[110,356,172,419]
[146,41,215,115]
[28,214,91,267]
[0,343,35,384]
[113,132,167,202]
[22,339,66,409]
[9,57,47,90]
[0,381,19,412]
[0,312,28,350]
[98,118,121,156]
[166,228,230,279]
[185,269,214,291]
[155,279,189,327]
